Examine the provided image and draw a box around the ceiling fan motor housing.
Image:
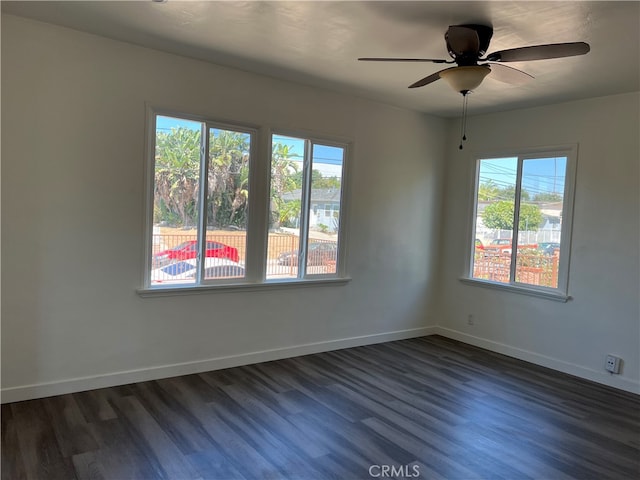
[445,24,494,65]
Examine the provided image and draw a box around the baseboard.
[435,327,640,395]
[1,326,437,403]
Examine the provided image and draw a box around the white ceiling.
[3,1,639,117]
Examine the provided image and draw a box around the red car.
[153,240,239,265]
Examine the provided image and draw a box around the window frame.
[462,144,578,301]
[267,131,350,282]
[139,108,351,295]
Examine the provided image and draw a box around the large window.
[143,112,348,291]
[468,147,576,298]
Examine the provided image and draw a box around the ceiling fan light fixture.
[440,65,491,93]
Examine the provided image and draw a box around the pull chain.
[459,91,470,150]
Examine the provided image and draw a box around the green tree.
[154,127,252,228]
[279,199,301,227]
[314,174,341,189]
[482,201,543,230]
[270,143,300,227]
[478,180,501,201]
[154,127,201,227]
[207,129,251,228]
[533,192,563,202]
[496,185,530,201]
[290,169,341,190]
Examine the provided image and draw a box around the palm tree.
[270,143,300,228]
[478,180,500,201]
[208,129,251,228]
[154,126,252,229]
[154,127,201,227]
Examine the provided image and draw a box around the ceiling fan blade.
[446,25,480,56]
[486,62,534,85]
[408,67,454,89]
[486,42,590,62]
[358,57,449,63]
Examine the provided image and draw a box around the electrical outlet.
[605,355,621,374]
[467,314,474,326]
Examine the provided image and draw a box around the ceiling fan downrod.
[459,91,470,150]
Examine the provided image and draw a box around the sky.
[156,115,201,132]
[478,156,567,197]
[273,134,343,178]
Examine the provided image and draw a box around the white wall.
[4,14,637,401]
[437,92,640,393]
[1,15,446,401]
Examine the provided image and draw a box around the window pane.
[151,116,202,286]
[204,128,251,280]
[515,157,566,288]
[267,135,305,279]
[472,157,518,283]
[307,144,343,274]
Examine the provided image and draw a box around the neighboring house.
[282,188,341,232]
[475,200,563,243]
[539,201,563,230]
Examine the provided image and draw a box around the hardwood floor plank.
[286,411,382,474]
[86,418,165,480]
[43,394,100,457]
[186,448,248,480]
[203,389,328,479]
[71,451,107,480]
[157,375,288,479]
[359,417,482,480]
[129,380,216,455]
[285,392,416,467]
[108,393,202,479]
[1,415,28,480]
[222,382,330,459]
[11,400,79,480]
[73,388,118,423]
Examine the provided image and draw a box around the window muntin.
[470,148,575,294]
[145,112,349,291]
[267,135,345,280]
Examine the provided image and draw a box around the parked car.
[277,242,337,266]
[475,239,484,250]
[490,238,512,246]
[151,258,245,284]
[153,240,239,266]
[538,242,561,255]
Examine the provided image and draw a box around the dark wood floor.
[2,335,639,480]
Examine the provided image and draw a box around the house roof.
[282,189,341,203]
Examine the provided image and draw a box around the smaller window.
[267,135,346,279]
[467,146,576,297]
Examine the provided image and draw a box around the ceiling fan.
[359,24,590,148]
[359,24,590,91]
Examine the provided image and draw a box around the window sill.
[137,277,351,297]
[459,277,571,303]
